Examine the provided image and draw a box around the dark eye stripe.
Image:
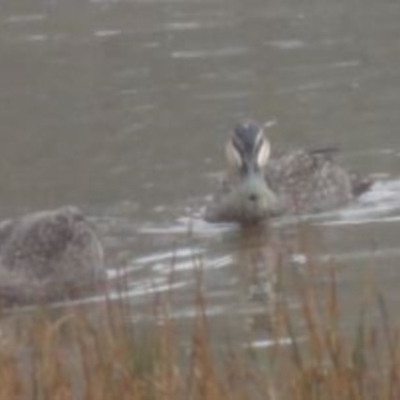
[231,135,245,157]
[226,139,243,168]
[254,131,264,153]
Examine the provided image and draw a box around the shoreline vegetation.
[0,236,396,400]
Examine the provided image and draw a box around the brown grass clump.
[0,250,397,400]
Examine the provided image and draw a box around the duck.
[0,206,106,304]
[204,121,372,225]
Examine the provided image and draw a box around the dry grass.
[0,245,398,400]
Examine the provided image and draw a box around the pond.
[1,0,400,349]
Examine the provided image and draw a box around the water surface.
[2,0,400,348]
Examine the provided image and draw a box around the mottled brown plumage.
[0,206,106,304]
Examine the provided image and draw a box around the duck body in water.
[0,206,106,304]
[205,121,372,225]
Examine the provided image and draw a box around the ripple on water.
[248,336,307,349]
[138,217,237,236]
[170,46,249,59]
[319,179,400,225]
[164,21,202,31]
[264,39,307,50]
[24,34,48,42]
[106,247,205,278]
[194,91,253,101]
[5,14,46,23]
[116,281,190,299]
[94,30,122,38]
[134,247,204,265]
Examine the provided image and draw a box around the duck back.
[265,149,369,214]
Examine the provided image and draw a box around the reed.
[0,246,397,400]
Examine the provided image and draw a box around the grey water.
[2,0,400,348]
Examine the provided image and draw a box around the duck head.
[206,121,282,225]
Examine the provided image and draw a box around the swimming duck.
[0,206,106,304]
[205,121,372,224]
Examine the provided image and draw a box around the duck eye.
[256,139,271,168]
[225,140,243,169]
